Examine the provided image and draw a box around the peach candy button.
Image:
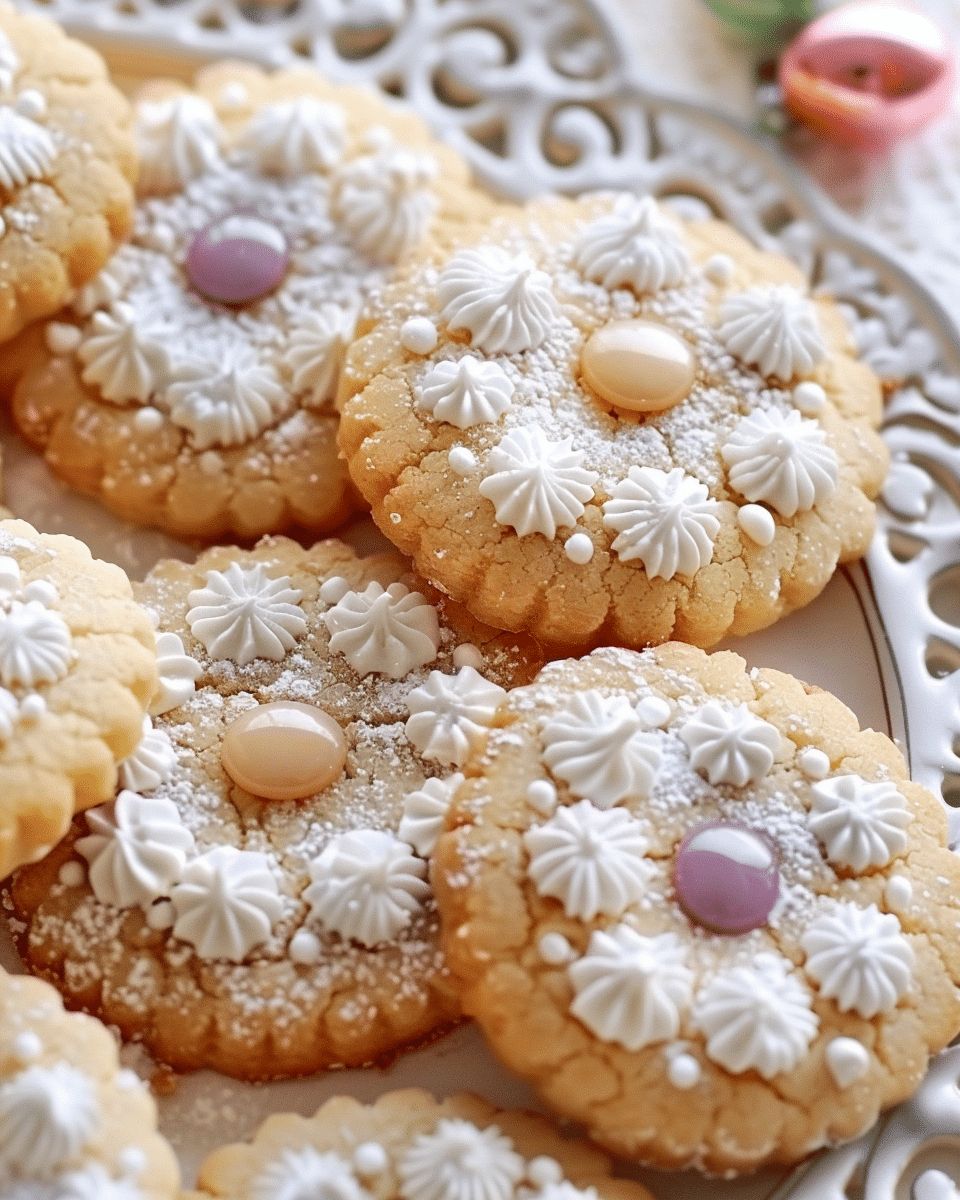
[581,319,696,414]
[221,701,347,800]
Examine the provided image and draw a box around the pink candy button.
[186,210,289,305]
[674,821,779,935]
[778,2,954,152]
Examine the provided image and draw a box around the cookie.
[0,518,157,880]
[188,1088,658,1200]
[430,642,960,1173]
[8,61,503,540]
[0,967,180,1199]
[0,2,136,343]
[6,537,540,1079]
[337,192,888,649]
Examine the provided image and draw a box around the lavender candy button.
[186,210,289,305]
[674,821,779,934]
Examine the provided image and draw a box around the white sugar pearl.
[319,576,352,604]
[289,929,322,965]
[45,322,81,355]
[885,875,912,910]
[146,900,175,931]
[448,446,477,475]
[737,504,776,547]
[12,1031,42,1063]
[453,643,484,671]
[636,695,671,728]
[219,81,249,108]
[58,860,85,888]
[20,693,46,720]
[528,1158,564,1188]
[538,932,573,964]
[15,89,46,119]
[117,1147,147,1177]
[667,1052,701,1089]
[793,381,826,415]
[527,779,557,815]
[825,1037,870,1088]
[703,254,734,285]
[133,407,164,434]
[22,580,57,606]
[353,1142,389,1175]
[564,532,594,564]
[400,316,438,355]
[798,746,830,780]
[115,1069,142,1091]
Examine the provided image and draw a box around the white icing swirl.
[135,94,223,194]
[165,347,288,450]
[568,926,694,1051]
[716,285,827,381]
[303,829,429,947]
[76,303,166,405]
[322,581,440,679]
[57,1165,144,1200]
[574,194,690,294]
[0,1062,99,1178]
[398,773,464,857]
[404,666,506,766]
[243,96,347,176]
[524,799,653,920]
[0,106,55,190]
[692,954,819,1078]
[0,31,19,93]
[251,1147,370,1200]
[721,408,838,518]
[437,247,560,355]
[333,146,438,262]
[148,629,202,716]
[397,1119,525,1200]
[76,790,194,909]
[71,258,130,318]
[807,774,912,873]
[417,357,513,429]
[170,845,282,961]
[478,427,598,539]
[186,562,306,666]
[801,902,914,1018]
[678,701,781,787]
[540,690,661,808]
[117,715,178,793]
[602,466,720,579]
[283,304,356,405]
[0,600,72,688]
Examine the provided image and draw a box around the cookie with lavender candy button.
[6,536,541,1080]
[0,967,180,1199]
[337,192,888,649]
[0,517,157,881]
[7,61,504,541]
[187,1088,659,1200]
[430,642,960,1173]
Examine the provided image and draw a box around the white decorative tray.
[5,0,960,1197]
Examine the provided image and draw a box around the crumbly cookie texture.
[0,518,157,880]
[0,968,180,1199]
[430,643,960,1174]
[337,194,887,649]
[7,537,540,1079]
[7,61,505,541]
[188,1088,657,1200]
[0,2,135,342]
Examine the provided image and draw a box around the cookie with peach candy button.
[6,60,504,541]
[0,517,157,880]
[5,536,541,1080]
[430,642,960,1174]
[337,192,888,649]
[0,966,180,1199]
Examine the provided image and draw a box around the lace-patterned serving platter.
[4,0,960,1196]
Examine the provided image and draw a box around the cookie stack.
[0,4,955,1196]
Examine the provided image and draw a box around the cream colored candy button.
[222,701,347,800]
[581,319,696,414]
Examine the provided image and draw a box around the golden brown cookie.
[0,517,157,880]
[431,643,960,1173]
[7,62,506,541]
[0,967,180,1198]
[338,193,888,649]
[7,537,540,1079]
[191,1089,658,1200]
[0,3,136,342]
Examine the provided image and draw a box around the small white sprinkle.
[319,576,351,605]
[198,450,223,476]
[133,407,164,434]
[636,695,671,728]
[527,1158,564,1188]
[798,746,830,780]
[667,1052,701,1089]
[703,254,734,285]
[538,932,573,964]
[400,316,438,355]
[22,580,57,606]
[885,875,913,909]
[219,81,249,108]
[15,89,46,119]
[793,381,826,415]
[564,532,594,564]
[148,224,176,255]
[448,446,478,475]
[58,860,85,888]
[353,1142,389,1175]
[12,1031,42,1063]
[45,322,81,355]
[453,643,484,671]
[289,929,321,965]
[737,504,776,547]
[117,1146,147,1177]
[390,512,401,524]
[527,779,557,815]
[19,693,46,720]
[146,900,175,931]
